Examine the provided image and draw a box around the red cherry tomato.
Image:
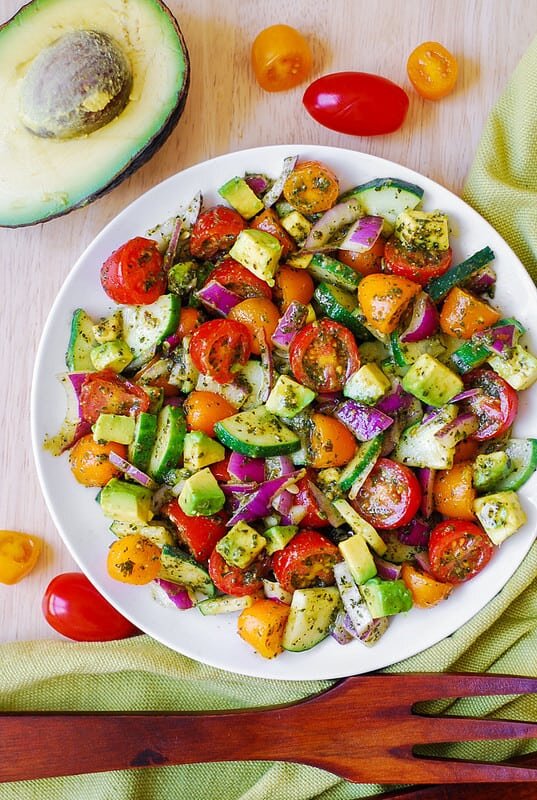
[337,238,385,277]
[190,206,246,259]
[163,500,227,563]
[189,319,252,385]
[303,72,409,136]
[208,549,267,596]
[251,24,312,92]
[42,572,139,641]
[462,369,518,441]
[428,519,494,584]
[79,370,150,424]
[294,471,331,528]
[100,237,166,305]
[383,236,453,286]
[352,458,422,530]
[289,318,360,393]
[207,259,272,299]
[272,530,341,593]
[209,455,231,483]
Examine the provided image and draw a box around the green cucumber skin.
[215,425,300,457]
[426,246,495,302]
[160,545,216,597]
[314,283,371,340]
[493,438,537,491]
[128,412,158,472]
[66,308,96,371]
[214,407,300,458]
[148,406,187,481]
[339,435,383,492]
[307,253,360,292]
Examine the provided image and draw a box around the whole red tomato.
[42,572,139,641]
[303,72,409,136]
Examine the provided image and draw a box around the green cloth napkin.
[3,38,537,800]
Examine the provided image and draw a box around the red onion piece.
[331,609,355,645]
[417,467,436,518]
[43,372,92,456]
[400,292,439,343]
[272,489,294,515]
[376,381,413,415]
[414,551,432,574]
[266,455,295,478]
[196,280,242,316]
[271,301,308,350]
[227,471,304,526]
[450,388,483,404]
[153,578,194,610]
[338,215,384,253]
[108,452,157,488]
[397,517,430,547]
[163,331,182,353]
[373,555,402,581]
[280,504,308,525]
[303,197,362,252]
[434,412,478,446]
[245,174,270,196]
[473,323,519,355]
[464,264,496,294]
[335,399,393,441]
[263,155,298,209]
[258,332,274,403]
[228,452,265,483]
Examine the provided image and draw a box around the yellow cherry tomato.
[0,530,42,585]
[283,161,339,214]
[251,24,312,92]
[107,534,161,585]
[407,41,458,100]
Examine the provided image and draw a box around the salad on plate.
[44,154,537,661]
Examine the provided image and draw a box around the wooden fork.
[0,672,536,784]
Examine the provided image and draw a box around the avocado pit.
[19,29,132,139]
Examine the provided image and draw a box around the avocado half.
[0,0,190,227]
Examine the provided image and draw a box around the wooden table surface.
[1,0,536,644]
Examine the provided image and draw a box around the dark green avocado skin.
[0,0,190,227]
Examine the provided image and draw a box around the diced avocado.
[229,229,282,287]
[215,521,267,569]
[99,478,153,524]
[282,586,342,652]
[178,467,225,517]
[90,339,133,372]
[65,308,97,371]
[379,531,425,565]
[263,524,298,555]
[333,499,386,556]
[344,364,391,405]
[280,210,312,244]
[167,261,199,294]
[360,577,413,617]
[286,251,314,270]
[394,404,459,470]
[488,345,537,391]
[93,311,123,344]
[265,374,316,418]
[473,491,527,545]
[110,520,176,548]
[394,209,450,251]
[159,545,216,596]
[144,387,164,414]
[218,176,264,219]
[402,353,463,407]
[338,533,377,585]
[93,413,135,445]
[473,451,511,492]
[183,431,225,472]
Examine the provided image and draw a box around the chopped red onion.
[227,471,305,526]
[338,215,384,253]
[108,452,157,488]
[335,399,393,441]
[331,609,355,645]
[228,452,265,483]
[163,331,182,353]
[417,467,436,518]
[414,551,432,574]
[373,555,401,581]
[399,292,439,343]
[434,412,478,446]
[153,578,194,610]
[307,481,345,527]
[376,381,413,415]
[263,155,298,208]
[43,372,92,456]
[397,517,430,547]
[271,301,308,350]
[267,455,295,477]
[258,332,274,403]
[449,388,483,404]
[303,197,362,251]
[272,489,294,515]
[473,323,519,356]
[263,578,292,604]
[245,173,270,197]
[464,264,496,294]
[358,616,389,646]
[196,280,242,316]
[280,503,308,525]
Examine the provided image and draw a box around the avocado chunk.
[394,209,450,251]
[402,353,463,407]
[229,229,282,286]
[265,374,316,418]
[343,363,391,405]
[183,431,225,472]
[99,478,154,524]
[178,468,226,517]
[473,490,527,545]
[263,524,298,555]
[93,413,135,445]
[0,0,190,227]
[338,533,377,585]
[215,521,267,569]
[90,339,133,372]
[473,451,511,492]
[218,177,264,219]
[360,577,413,617]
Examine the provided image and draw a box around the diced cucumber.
[282,586,342,652]
[314,283,371,340]
[394,404,459,469]
[121,294,181,360]
[65,308,97,371]
[214,405,301,457]
[451,339,490,374]
[128,412,158,472]
[334,560,374,635]
[110,520,176,548]
[338,435,383,495]
[160,545,216,596]
[147,405,187,481]
[342,177,424,227]
[390,334,447,371]
[425,246,495,302]
[307,253,360,292]
[198,595,255,615]
[491,438,537,491]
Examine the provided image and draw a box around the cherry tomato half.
[289,318,360,392]
[208,549,267,596]
[462,369,518,441]
[294,471,331,528]
[272,530,341,593]
[100,237,166,305]
[164,500,227,563]
[352,458,422,530]
[251,24,312,92]
[190,206,246,259]
[383,236,453,286]
[407,41,458,101]
[79,370,150,424]
[337,238,385,277]
[428,519,494,584]
[303,72,409,136]
[207,259,272,299]
[42,572,139,641]
[283,161,339,214]
[189,319,252,385]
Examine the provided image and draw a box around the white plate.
[31,144,537,680]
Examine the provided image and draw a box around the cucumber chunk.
[282,586,342,652]
[314,283,371,340]
[425,247,495,302]
[66,308,97,371]
[214,405,300,457]
[147,405,187,481]
[160,545,216,597]
[491,438,537,491]
[121,294,180,360]
[307,253,360,292]
[342,177,424,227]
